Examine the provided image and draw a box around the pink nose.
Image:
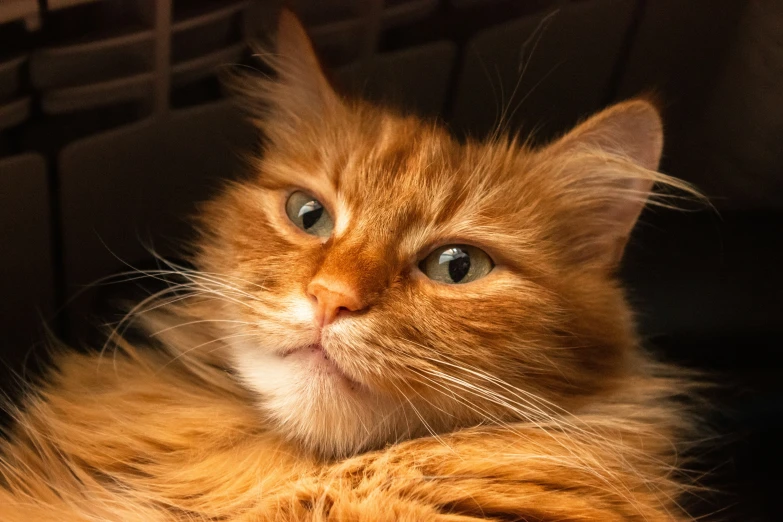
[307,279,364,328]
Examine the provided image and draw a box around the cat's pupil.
[440,248,471,282]
[299,201,323,229]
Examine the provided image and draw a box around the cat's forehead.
[332,112,536,223]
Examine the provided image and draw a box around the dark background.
[1,1,781,520]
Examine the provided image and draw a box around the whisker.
[149,319,256,337]
[393,338,661,515]
[388,379,455,454]
[156,332,261,373]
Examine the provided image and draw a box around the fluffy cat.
[0,10,703,521]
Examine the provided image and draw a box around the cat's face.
[190,12,669,457]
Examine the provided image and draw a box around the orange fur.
[0,10,704,521]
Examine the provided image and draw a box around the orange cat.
[0,11,703,521]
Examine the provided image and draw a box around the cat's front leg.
[258,424,682,522]
[254,458,485,522]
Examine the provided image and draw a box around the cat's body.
[1,11,702,521]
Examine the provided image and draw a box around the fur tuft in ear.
[226,9,341,139]
[272,9,338,112]
[543,100,697,268]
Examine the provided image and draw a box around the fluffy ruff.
[0,335,699,521]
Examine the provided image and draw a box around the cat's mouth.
[281,344,360,389]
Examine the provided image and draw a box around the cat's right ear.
[269,10,339,115]
[230,9,341,133]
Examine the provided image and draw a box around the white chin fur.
[231,346,408,457]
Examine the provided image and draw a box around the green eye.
[420,245,494,284]
[285,191,334,237]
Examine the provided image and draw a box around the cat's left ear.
[545,100,664,268]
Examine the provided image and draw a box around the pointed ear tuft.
[272,9,337,110]
[227,9,340,136]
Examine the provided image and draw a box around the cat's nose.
[307,279,364,328]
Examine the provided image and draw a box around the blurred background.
[0,0,781,519]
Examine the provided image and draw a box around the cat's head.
[181,11,685,457]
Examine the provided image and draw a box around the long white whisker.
[149,319,256,337]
